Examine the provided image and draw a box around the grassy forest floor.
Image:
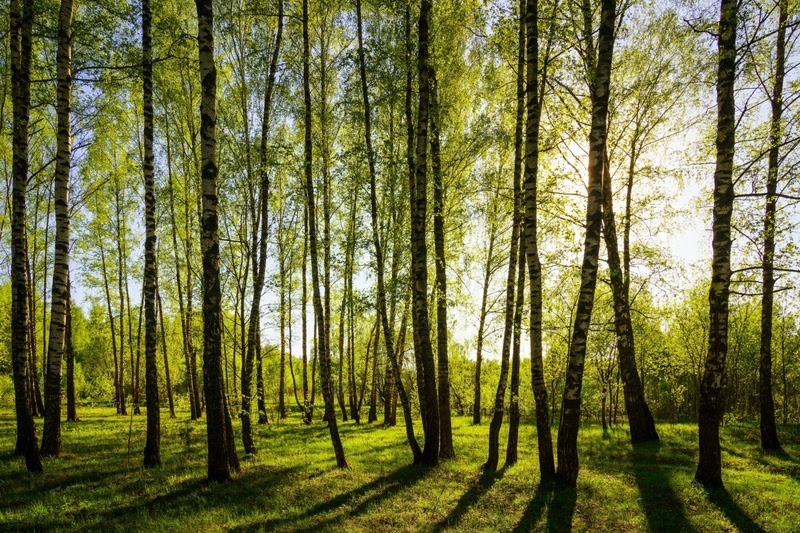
[1,407,799,532]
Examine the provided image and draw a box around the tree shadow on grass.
[632,441,696,532]
[512,480,577,533]
[431,468,505,531]
[50,464,308,531]
[703,486,766,533]
[0,462,133,505]
[240,462,432,531]
[723,444,800,483]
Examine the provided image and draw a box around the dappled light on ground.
[1,409,798,531]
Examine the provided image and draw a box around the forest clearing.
[2,408,800,531]
[4,0,800,529]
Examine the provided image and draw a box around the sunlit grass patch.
[1,408,798,531]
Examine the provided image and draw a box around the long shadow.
[723,445,800,483]
[513,480,576,533]
[57,464,308,531]
[431,469,505,531]
[705,486,766,533]
[241,462,432,531]
[512,481,552,533]
[1,463,133,505]
[632,441,696,532]
[345,442,401,458]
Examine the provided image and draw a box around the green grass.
[1,408,799,532]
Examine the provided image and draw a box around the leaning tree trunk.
[556,0,616,485]
[759,0,786,453]
[600,149,658,444]
[695,0,737,489]
[303,0,347,468]
[484,0,526,473]
[196,0,239,482]
[40,0,75,458]
[523,0,555,481]
[10,0,42,473]
[411,0,440,467]
[430,70,454,459]
[142,0,161,468]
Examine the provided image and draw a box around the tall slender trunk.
[40,0,75,458]
[277,201,289,422]
[406,3,427,426]
[26,194,40,418]
[196,0,239,482]
[237,258,246,413]
[317,7,333,427]
[368,315,379,423]
[338,263,349,421]
[310,315,318,420]
[135,292,144,414]
[357,320,375,413]
[600,148,658,443]
[27,239,43,416]
[430,70,454,459]
[695,0,737,489]
[114,185,128,417]
[157,283,176,418]
[142,0,161,467]
[346,193,360,424]
[184,159,201,417]
[357,0,418,452]
[780,326,787,425]
[623,139,634,299]
[99,237,122,413]
[473,221,497,425]
[65,278,77,422]
[522,5,558,477]
[303,0,347,468]
[288,259,306,414]
[123,239,139,415]
[412,0,440,467]
[759,0,786,452]
[231,292,239,404]
[485,0,526,473]
[302,207,312,424]
[506,226,526,466]
[166,132,198,420]
[556,0,616,485]
[10,0,42,472]
[241,0,283,453]
[394,297,410,411]
[383,213,401,427]
[37,192,50,417]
